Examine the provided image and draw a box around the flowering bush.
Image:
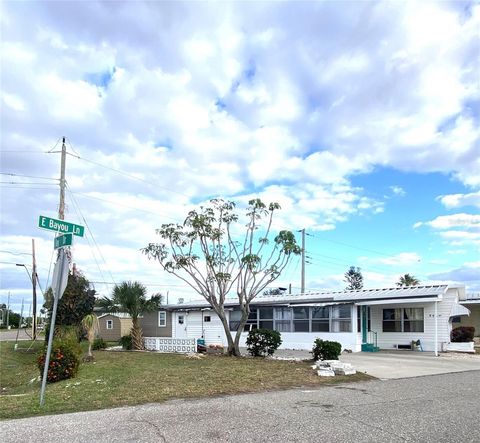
[37,342,80,383]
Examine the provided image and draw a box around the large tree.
[44,267,96,336]
[396,274,420,287]
[98,281,160,350]
[142,198,301,356]
[344,266,364,290]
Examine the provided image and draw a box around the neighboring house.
[139,309,173,338]
[146,285,468,354]
[97,313,133,341]
[458,294,480,335]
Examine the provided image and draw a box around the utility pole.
[59,137,67,221]
[6,292,10,329]
[31,239,37,340]
[300,228,305,293]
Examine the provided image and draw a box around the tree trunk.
[215,309,237,356]
[131,317,144,350]
[87,342,93,358]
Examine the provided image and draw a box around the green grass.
[0,340,371,420]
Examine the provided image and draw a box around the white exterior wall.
[369,288,459,352]
[174,306,361,352]
[237,331,361,352]
[173,310,228,346]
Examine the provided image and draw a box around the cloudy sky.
[1,0,479,314]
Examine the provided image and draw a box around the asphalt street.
[2,370,479,442]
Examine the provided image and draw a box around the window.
[229,309,242,331]
[158,311,167,327]
[312,307,329,332]
[204,315,211,322]
[383,309,402,332]
[274,307,292,332]
[383,308,424,333]
[229,308,258,331]
[403,308,424,332]
[331,305,352,332]
[258,307,273,330]
[293,307,309,332]
[106,320,113,330]
[178,315,184,325]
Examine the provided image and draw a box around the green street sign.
[38,215,84,237]
[54,233,73,249]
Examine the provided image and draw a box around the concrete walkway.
[266,348,480,379]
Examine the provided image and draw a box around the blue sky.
[1,0,479,314]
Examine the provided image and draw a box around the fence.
[144,337,197,353]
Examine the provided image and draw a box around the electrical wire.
[0,172,59,181]
[66,183,117,289]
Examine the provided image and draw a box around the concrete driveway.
[339,351,480,379]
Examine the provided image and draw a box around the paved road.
[2,371,479,442]
[0,329,32,341]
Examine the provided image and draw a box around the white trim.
[356,297,439,306]
[158,310,167,327]
[106,319,113,330]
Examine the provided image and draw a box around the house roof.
[165,285,450,310]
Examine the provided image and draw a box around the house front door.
[175,312,188,339]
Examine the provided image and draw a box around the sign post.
[39,248,69,406]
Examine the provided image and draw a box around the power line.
[306,232,397,258]
[0,172,58,181]
[68,190,180,222]
[66,183,117,288]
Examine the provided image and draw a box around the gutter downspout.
[434,300,438,357]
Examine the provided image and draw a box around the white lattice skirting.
[144,337,197,353]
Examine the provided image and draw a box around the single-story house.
[97,313,133,341]
[146,284,469,354]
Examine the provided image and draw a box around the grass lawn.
[0,340,372,420]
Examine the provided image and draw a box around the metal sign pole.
[40,249,67,406]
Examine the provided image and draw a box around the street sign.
[38,215,84,237]
[54,233,73,249]
[51,249,69,300]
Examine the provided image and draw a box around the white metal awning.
[289,302,347,307]
[355,297,439,306]
[450,303,471,317]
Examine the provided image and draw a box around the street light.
[16,263,37,339]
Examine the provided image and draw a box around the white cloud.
[378,252,421,267]
[390,185,406,197]
[438,191,480,209]
[2,1,480,301]
[415,214,480,230]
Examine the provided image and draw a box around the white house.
[147,285,469,355]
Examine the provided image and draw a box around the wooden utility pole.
[59,137,67,220]
[300,228,305,293]
[31,239,37,340]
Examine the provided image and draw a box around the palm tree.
[81,313,99,361]
[396,274,420,287]
[99,281,158,350]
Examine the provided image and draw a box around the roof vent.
[178,298,184,304]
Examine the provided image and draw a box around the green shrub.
[37,340,81,383]
[311,339,342,361]
[246,329,282,357]
[92,337,107,350]
[451,326,475,342]
[119,334,133,350]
